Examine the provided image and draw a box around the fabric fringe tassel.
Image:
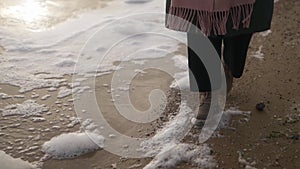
[166,3,254,36]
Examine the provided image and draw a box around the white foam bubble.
[42,132,104,159]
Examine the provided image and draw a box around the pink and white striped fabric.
[167,0,256,36]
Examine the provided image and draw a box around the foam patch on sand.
[142,101,251,168]
[42,132,104,159]
[260,30,272,37]
[219,108,251,129]
[144,143,214,169]
[140,102,194,156]
[140,102,216,168]
[251,45,264,60]
[0,150,38,169]
[1,100,49,117]
[170,71,189,90]
[0,72,65,93]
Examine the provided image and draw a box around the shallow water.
[0,0,108,31]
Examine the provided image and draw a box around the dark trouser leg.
[223,33,253,78]
[187,33,222,92]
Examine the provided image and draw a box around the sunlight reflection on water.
[0,0,106,31]
[2,0,48,25]
[0,0,49,29]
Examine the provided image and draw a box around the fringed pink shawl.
[167,0,256,36]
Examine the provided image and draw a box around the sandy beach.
[0,0,299,169]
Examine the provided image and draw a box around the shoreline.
[0,0,299,168]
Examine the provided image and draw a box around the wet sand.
[0,55,184,168]
[209,0,300,168]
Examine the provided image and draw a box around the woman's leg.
[187,33,223,124]
[223,34,253,78]
[187,33,222,92]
